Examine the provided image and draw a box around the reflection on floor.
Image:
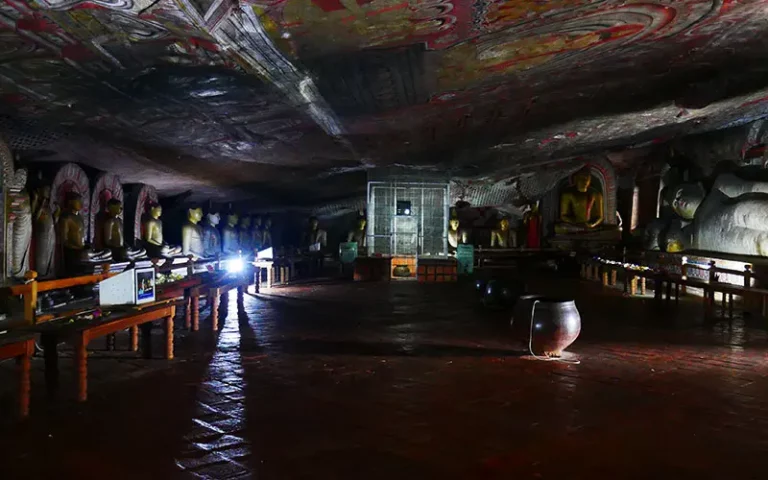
[2,276,768,479]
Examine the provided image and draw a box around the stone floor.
[2,274,768,479]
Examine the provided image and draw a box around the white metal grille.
[367,181,448,257]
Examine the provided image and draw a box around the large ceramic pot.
[510,296,581,357]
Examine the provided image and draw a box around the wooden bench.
[35,301,178,402]
[0,331,35,418]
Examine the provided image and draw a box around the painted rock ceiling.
[2,0,768,204]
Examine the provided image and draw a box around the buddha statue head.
[449,217,459,232]
[239,215,251,229]
[572,167,593,193]
[671,183,705,221]
[106,198,123,217]
[66,191,83,213]
[227,212,238,227]
[149,202,162,220]
[187,207,203,224]
[499,217,510,232]
[264,217,272,229]
[207,212,220,226]
[309,216,319,231]
[253,216,262,228]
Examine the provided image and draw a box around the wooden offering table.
[36,300,178,402]
[0,330,35,418]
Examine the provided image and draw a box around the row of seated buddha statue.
[446,204,543,251]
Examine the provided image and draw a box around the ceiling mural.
[0,0,767,204]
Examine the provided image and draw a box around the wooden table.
[0,331,35,418]
[36,301,178,402]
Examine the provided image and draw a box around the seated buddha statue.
[346,215,367,249]
[303,216,327,253]
[251,216,263,252]
[57,192,111,275]
[238,215,253,255]
[222,213,240,255]
[447,213,469,253]
[182,207,206,259]
[102,199,147,261]
[261,217,273,249]
[202,211,222,258]
[490,217,516,248]
[555,167,609,235]
[142,202,182,258]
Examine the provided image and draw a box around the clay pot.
[510,296,581,357]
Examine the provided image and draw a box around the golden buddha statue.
[182,207,205,258]
[222,212,240,255]
[142,203,182,258]
[555,167,605,234]
[303,216,327,252]
[346,214,367,253]
[490,217,516,248]
[57,192,111,274]
[447,210,468,252]
[102,199,147,261]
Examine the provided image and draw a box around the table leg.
[140,323,153,359]
[721,292,726,318]
[728,294,734,319]
[610,270,617,286]
[641,278,647,295]
[18,341,32,418]
[75,335,88,402]
[191,289,200,332]
[675,284,680,305]
[210,288,220,331]
[42,333,59,399]
[164,315,174,360]
[130,326,139,352]
[184,294,192,329]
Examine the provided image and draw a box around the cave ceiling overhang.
[2,0,768,205]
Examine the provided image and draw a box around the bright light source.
[681,256,688,264]
[227,257,244,273]
[404,208,410,215]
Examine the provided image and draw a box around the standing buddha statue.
[523,201,542,248]
[32,184,55,278]
[222,212,239,255]
[8,168,32,279]
[142,203,182,258]
[182,207,206,259]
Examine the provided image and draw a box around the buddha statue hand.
[83,249,113,262]
[161,244,183,257]
[124,247,147,260]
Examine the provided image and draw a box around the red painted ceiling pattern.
[1,0,768,201]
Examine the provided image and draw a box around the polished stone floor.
[2,275,768,479]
